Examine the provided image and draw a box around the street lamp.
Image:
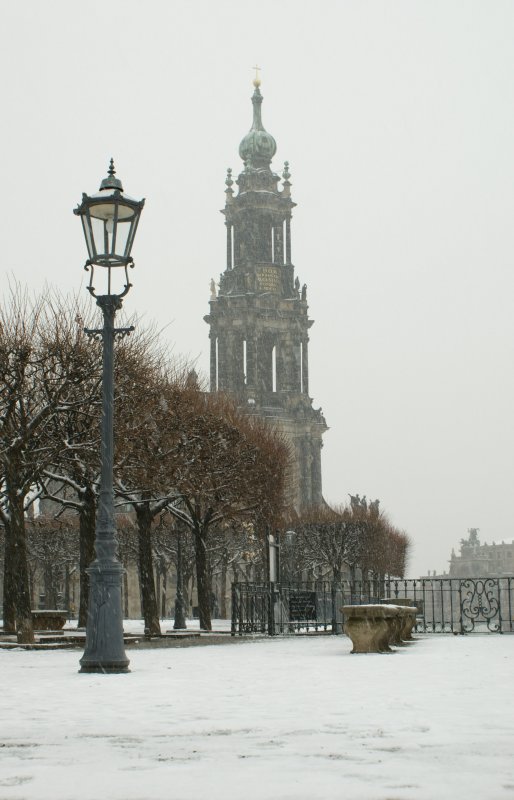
[283,529,296,584]
[74,160,145,673]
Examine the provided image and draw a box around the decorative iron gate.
[231,577,514,635]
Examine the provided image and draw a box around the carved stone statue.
[210,279,217,299]
[369,499,380,515]
[301,283,307,301]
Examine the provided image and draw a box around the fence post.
[496,578,503,634]
[331,582,342,634]
[458,581,465,634]
[231,583,238,636]
[268,581,276,636]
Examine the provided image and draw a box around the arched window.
[215,336,219,391]
[300,341,303,392]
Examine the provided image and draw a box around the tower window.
[215,336,219,391]
[272,345,277,393]
[272,224,284,265]
[226,224,234,270]
[243,338,247,386]
[300,341,303,392]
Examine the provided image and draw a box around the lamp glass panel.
[124,217,138,258]
[115,218,132,258]
[89,197,135,222]
[90,216,108,258]
[81,215,95,260]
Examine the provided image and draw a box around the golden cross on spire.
[253,64,261,87]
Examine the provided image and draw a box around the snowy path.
[1,634,513,800]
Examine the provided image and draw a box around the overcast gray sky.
[1,1,514,577]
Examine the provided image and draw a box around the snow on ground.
[1,634,513,800]
[63,618,234,634]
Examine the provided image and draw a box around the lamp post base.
[79,662,130,674]
[79,562,130,674]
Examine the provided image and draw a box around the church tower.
[204,76,327,509]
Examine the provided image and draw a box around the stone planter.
[380,598,417,640]
[342,605,398,653]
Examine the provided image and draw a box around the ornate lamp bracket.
[84,259,135,301]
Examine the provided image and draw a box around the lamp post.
[283,529,296,584]
[74,160,144,673]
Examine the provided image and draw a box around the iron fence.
[231,577,514,635]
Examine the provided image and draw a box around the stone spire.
[238,78,277,170]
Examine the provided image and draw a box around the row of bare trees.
[0,285,411,643]
[0,513,267,625]
[0,285,290,641]
[285,494,410,583]
[4,492,409,628]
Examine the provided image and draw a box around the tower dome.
[239,84,277,169]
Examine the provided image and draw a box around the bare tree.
[0,286,96,641]
[208,523,260,617]
[291,505,350,581]
[26,514,79,611]
[116,515,139,619]
[113,350,187,636]
[292,496,411,585]
[41,312,166,629]
[152,513,196,621]
[38,302,102,626]
[166,391,290,631]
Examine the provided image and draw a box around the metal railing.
[231,577,514,635]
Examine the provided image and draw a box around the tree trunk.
[232,562,241,583]
[194,524,212,631]
[155,567,161,615]
[8,484,34,643]
[28,565,36,611]
[136,505,161,636]
[161,567,167,619]
[2,521,16,632]
[173,532,186,629]
[183,572,193,616]
[64,564,70,613]
[78,486,96,627]
[220,560,228,619]
[44,564,57,609]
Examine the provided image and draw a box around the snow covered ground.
[1,633,513,800]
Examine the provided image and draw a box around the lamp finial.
[100,158,123,192]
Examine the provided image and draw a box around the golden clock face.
[257,266,281,293]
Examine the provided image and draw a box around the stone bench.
[342,604,417,653]
[31,610,68,631]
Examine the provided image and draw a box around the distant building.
[204,78,327,509]
[449,528,514,577]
